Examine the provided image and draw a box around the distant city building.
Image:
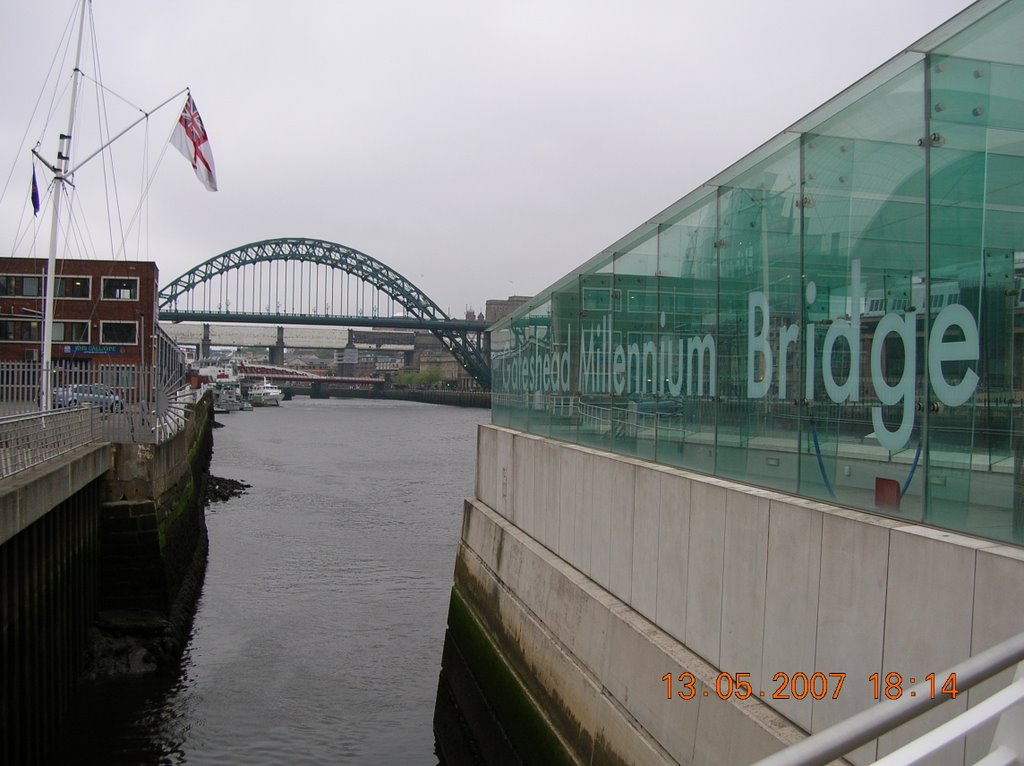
[485,295,531,325]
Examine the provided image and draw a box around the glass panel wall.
[490,0,1024,545]
[716,141,802,492]
[800,64,927,517]
[654,191,719,474]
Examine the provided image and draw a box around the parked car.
[53,383,125,412]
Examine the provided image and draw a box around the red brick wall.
[0,258,158,367]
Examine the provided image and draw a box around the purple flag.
[30,167,40,216]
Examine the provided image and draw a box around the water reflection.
[53,398,486,764]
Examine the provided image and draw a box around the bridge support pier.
[200,323,211,359]
[269,327,285,366]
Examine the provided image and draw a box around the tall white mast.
[40,0,88,410]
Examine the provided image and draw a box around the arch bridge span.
[158,237,490,387]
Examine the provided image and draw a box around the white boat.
[212,381,243,413]
[195,359,244,413]
[248,378,283,407]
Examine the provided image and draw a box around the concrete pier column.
[269,326,285,366]
[200,323,212,359]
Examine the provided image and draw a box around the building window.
[55,276,90,298]
[101,277,138,301]
[100,321,137,345]
[0,275,42,297]
[53,321,89,342]
[0,320,41,342]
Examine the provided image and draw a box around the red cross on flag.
[171,94,218,191]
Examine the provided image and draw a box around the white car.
[53,384,125,412]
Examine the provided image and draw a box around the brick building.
[485,295,530,324]
[0,257,158,369]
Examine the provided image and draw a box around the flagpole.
[67,88,188,175]
[41,0,88,410]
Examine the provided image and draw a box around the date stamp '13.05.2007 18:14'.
[662,671,959,702]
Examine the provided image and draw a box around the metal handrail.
[750,631,1024,766]
[0,408,97,480]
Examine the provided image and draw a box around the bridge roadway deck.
[160,318,488,351]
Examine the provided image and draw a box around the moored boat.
[194,358,244,413]
[248,378,283,407]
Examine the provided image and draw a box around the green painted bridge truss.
[158,238,490,387]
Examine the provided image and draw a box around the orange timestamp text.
[661,671,959,702]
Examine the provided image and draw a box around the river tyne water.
[55,397,488,765]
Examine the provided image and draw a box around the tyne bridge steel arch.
[158,237,490,387]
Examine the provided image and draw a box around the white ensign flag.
[171,94,218,191]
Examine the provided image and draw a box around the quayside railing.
[750,631,1024,766]
[0,325,195,460]
[0,408,96,480]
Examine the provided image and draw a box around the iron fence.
[0,325,194,446]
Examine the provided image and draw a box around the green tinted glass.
[490,0,1024,545]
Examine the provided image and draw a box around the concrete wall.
[0,398,212,762]
[99,395,213,627]
[453,424,1024,765]
[0,446,110,765]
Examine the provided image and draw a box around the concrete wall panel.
[589,455,615,590]
[608,461,636,604]
[632,466,662,622]
[471,425,1024,766]
[876,527,981,765]
[557,448,580,564]
[495,427,515,519]
[719,491,769,694]
[573,449,595,578]
[812,512,892,764]
[455,498,805,766]
[512,434,535,535]
[534,439,561,552]
[685,481,727,667]
[475,424,497,510]
[600,607,701,765]
[761,499,823,730]
[656,472,691,644]
[691,690,789,766]
[966,545,1024,762]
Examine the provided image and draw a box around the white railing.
[0,326,192,445]
[751,632,1024,766]
[0,408,97,480]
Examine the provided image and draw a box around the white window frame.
[101,276,140,301]
[0,275,43,297]
[0,319,41,342]
[99,320,138,345]
[53,321,90,343]
[54,275,91,300]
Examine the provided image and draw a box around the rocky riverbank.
[205,475,251,504]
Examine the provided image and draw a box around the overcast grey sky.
[0,0,976,316]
